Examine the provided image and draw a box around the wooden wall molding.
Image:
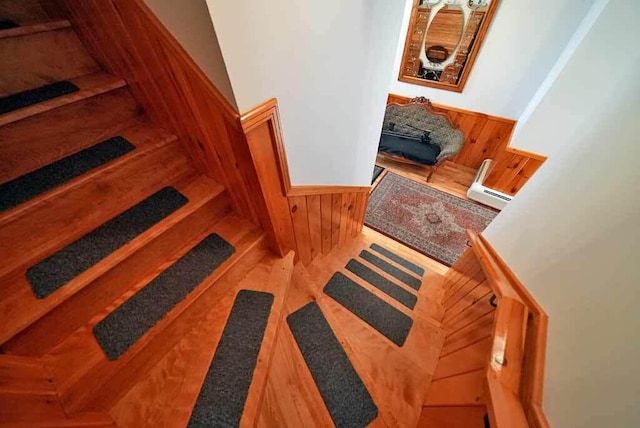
[386,94,546,195]
[240,98,370,265]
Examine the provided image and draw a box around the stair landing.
[259,226,449,427]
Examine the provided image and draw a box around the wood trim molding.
[241,99,371,198]
[287,185,371,197]
[504,146,548,163]
[241,99,292,197]
[467,231,550,428]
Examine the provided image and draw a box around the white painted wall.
[390,0,596,119]
[144,0,238,110]
[205,0,405,186]
[484,1,640,425]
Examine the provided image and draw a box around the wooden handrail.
[467,231,550,428]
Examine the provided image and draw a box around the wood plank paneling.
[241,99,370,266]
[320,194,333,255]
[425,232,549,427]
[387,94,546,195]
[423,247,496,409]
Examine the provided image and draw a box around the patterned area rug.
[365,173,497,266]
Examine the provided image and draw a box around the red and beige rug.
[365,173,497,266]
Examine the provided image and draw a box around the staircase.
[258,230,446,428]
[1,2,535,427]
[0,1,292,425]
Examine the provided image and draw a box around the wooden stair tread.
[0,72,126,126]
[0,165,221,346]
[0,26,100,98]
[45,217,268,412]
[0,121,178,223]
[4,180,230,357]
[0,87,142,184]
[275,228,448,428]
[109,252,294,427]
[0,138,191,276]
[3,127,177,221]
[0,20,71,40]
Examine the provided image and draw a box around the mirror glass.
[424,6,464,64]
[399,0,498,92]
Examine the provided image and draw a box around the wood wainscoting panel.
[387,94,546,195]
[241,99,370,265]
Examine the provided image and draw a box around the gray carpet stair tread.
[0,81,79,115]
[287,301,378,428]
[27,187,188,299]
[188,290,273,428]
[370,243,425,276]
[345,259,417,310]
[93,233,235,360]
[0,136,135,212]
[324,272,413,346]
[359,250,421,290]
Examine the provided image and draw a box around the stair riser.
[0,87,141,185]
[0,27,99,97]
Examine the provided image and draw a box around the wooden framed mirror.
[398,0,500,93]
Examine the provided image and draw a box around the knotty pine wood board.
[387,94,544,195]
[330,193,342,250]
[58,0,266,228]
[320,194,333,255]
[288,196,313,265]
[286,191,369,266]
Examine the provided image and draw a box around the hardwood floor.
[375,154,477,201]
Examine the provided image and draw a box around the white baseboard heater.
[467,159,513,210]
